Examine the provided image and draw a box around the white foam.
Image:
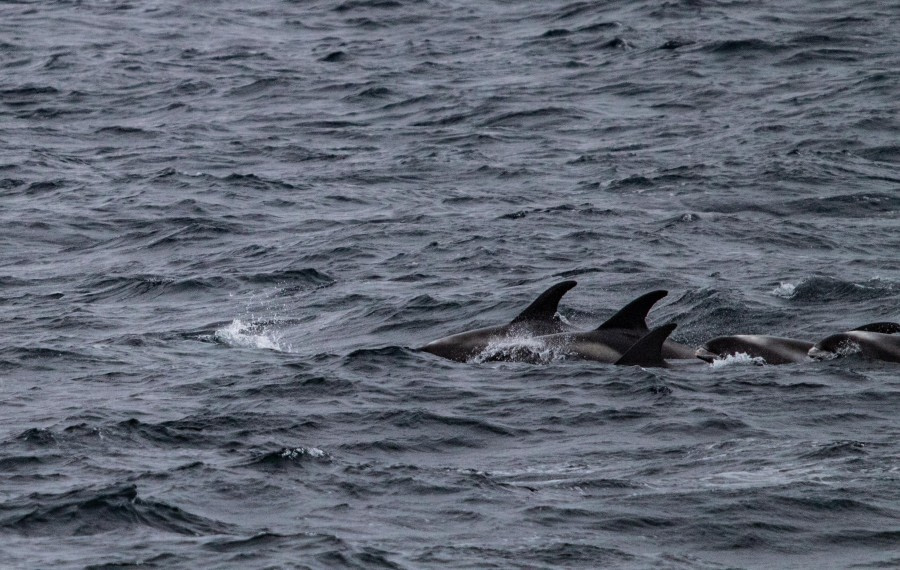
[555,312,573,326]
[214,318,292,352]
[694,463,836,489]
[709,352,766,368]
[807,347,835,361]
[833,340,862,358]
[471,335,557,364]
[836,340,862,356]
[281,447,327,460]
[771,282,796,298]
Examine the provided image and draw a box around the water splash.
[771,282,797,298]
[280,447,327,460]
[809,341,861,361]
[831,340,862,357]
[772,277,897,302]
[709,352,767,367]
[213,319,292,352]
[471,335,558,364]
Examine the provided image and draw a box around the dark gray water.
[2,1,899,568]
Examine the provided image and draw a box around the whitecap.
[280,447,327,460]
[771,282,796,298]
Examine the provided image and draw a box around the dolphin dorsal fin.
[615,323,677,368]
[852,322,900,334]
[510,280,577,324]
[595,290,668,332]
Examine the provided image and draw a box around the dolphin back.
[852,322,900,334]
[812,331,900,362]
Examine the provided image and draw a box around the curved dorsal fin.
[852,322,900,334]
[510,280,577,324]
[595,290,668,332]
[615,323,677,368]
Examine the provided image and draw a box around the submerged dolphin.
[420,280,578,362]
[808,322,900,362]
[695,335,813,365]
[538,290,696,360]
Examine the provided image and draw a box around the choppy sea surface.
[2,1,899,568]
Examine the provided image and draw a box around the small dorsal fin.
[852,322,900,334]
[510,280,577,324]
[595,290,668,332]
[615,323,677,368]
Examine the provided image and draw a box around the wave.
[481,106,588,128]
[787,192,900,218]
[238,268,333,288]
[0,347,105,367]
[78,275,229,303]
[15,428,59,447]
[110,418,215,446]
[820,530,900,548]
[226,77,292,98]
[375,409,522,437]
[201,530,348,555]
[345,85,395,101]
[0,484,232,536]
[706,38,786,55]
[93,125,158,138]
[642,416,755,437]
[799,440,868,460]
[772,277,897,303]
[342,346,418,368]
[0,455,45,471]
[337,410,523,453]
[243,447,331,469]
[333,0,402,12]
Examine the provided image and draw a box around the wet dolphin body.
[538,290,696,361]
[808,322,900,363]
[614,323,679,368]
[697,322,900,365]
[420,280,578,362]
[695,335,813,365]
[538,322,678,368]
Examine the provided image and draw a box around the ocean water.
[1,1,899,568]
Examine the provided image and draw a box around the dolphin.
[808,322,900,362]
[696,322,900,365]
[537,290,696,360]
[550,322,679,367]
[848,322,900,334]
[695,335,813,365]
[615,323,679,368]
[420,280,578,362]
